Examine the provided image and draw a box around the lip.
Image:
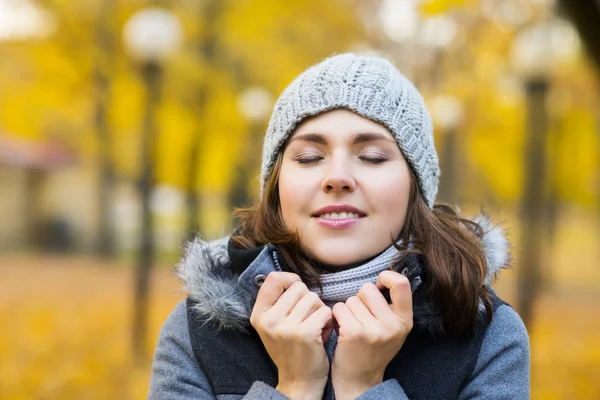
[311,204,367,218]
[314,217,361,230]
[311,204,366,230]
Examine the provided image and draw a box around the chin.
[303,233,395,270]
[307,239,373,267]
[312,250,362,266]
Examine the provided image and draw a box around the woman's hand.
[331,271,414,400]
[250,272,334,400]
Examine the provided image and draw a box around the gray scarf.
[309,244,404,307]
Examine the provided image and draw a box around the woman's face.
[278,109,411,269]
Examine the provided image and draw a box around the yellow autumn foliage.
[0,0,598,211]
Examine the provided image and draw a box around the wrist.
[332,374,384,400]
[276,380,326,400]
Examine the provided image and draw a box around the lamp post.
[123,7,182,361]
[230,87,272,211]
[430,95,464,207]
[95,0,117,258]
[510,20,557,328]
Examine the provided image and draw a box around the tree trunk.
[544,115,564,288]
[94,0,116,258]
[132,62,161,362]
[596,93,600,261]
[186,0,225,240]
[24,168,45,248]
[517,78,549,329]
[186,134,201,240]
[438,128,459,206]
[229,122,262,213]
[95,67,115,258]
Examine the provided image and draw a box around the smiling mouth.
[311,205,367,219]
[314,212,362,219]
[312,212,364,230]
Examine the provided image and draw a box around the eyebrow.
[289,132,395,145]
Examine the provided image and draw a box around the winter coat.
[148,215,529,399]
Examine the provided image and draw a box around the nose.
[321,157,357,193]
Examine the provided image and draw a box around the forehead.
[292,109,393,139]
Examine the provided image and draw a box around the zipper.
[271,249,283,272]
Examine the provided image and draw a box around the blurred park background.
[0,0,599,398]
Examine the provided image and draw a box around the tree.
[94,0,117,258]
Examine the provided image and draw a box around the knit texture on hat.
[259,53,440,208]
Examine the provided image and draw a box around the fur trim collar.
[177,214,511,333]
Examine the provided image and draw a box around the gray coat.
[148,214,529,399]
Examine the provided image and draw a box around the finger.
[302,306,333,343]
[357,282,396,321]
[253,272,302,315]
[332,302,361,334]
[345,296,377,327]
[287,291,324,325]
[269,281,309,317]
[376,271,413,319]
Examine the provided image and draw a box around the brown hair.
[232,153,493,336]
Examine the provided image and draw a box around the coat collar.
[176,213,511,334]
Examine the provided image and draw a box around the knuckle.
[380,329,395,342]
[319,308,332,322]
[313,304,332,320]
[390,317,412,334]
[379,270,393,280]
[305,291,321,304]
[361,282,378,293]
[249,311,260,326]
[292,281,309,294]
[366,326,385,342]
[348,329,364,342]
[294,324,313,337]
[390,277,411,294]
[263,273,278,286]
[274,325,292,340]
[259,313,278,331]
[357,284,371,298]
[346,296,359,306]
[366,332,383,345]
[396,274,410,287]
[387,319,402,332]
[332,302,344,315]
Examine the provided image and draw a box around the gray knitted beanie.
[260,53,440,208]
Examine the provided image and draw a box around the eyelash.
[295,155,388,164]
[296,157,323,164]
[360,156,388,164]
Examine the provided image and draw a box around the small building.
[0,134,83,251]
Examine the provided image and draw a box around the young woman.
[148,53,529,400]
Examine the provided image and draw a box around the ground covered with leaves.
[1,243,598,399]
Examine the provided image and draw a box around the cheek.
[365,169,411,227]
[278,164,313,228]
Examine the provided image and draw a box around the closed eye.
[297,157,323,164]
[359,152,389,164]
[294,153,324,164]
